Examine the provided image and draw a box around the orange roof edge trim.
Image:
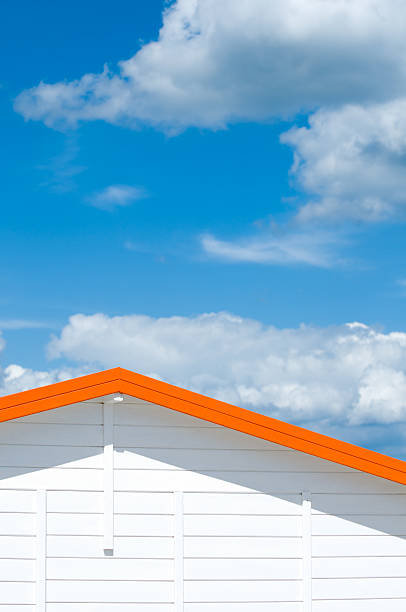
[0,367,405,486]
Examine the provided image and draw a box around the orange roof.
[0,366,405,486]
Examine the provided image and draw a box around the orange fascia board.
[0,366,405,486]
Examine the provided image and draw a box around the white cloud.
[201,228,343,267]
[281,98,406,222]
[87,184,146,210]
[46,312,406,431]
[14,0,406,235]
[0,364,85,397]
[14,0,406,131]
[3,312,406,455]
[354,367,406,425]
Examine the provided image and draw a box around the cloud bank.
[3,312,406,454]
[15,0,406,130]
[44,313,406,429]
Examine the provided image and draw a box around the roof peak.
[0,367,405,486]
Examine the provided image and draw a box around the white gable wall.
[0,397,405,611]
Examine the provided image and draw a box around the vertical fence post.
[174,491,184,612]
[302,490,312,612]
[36,489,46,611]
[103,402,114,553]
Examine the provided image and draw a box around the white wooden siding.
[46,535,174,558]
[184,536,302,558]
[0,444,102,469]
[0,396,404,611]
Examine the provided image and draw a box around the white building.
[0,366,405,611]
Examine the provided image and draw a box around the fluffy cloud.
[14,0,406,130]
[14,0,406,233]
[282,98,406,222]
[0,364,84,397]
[86,184,146,211]
[3,313,406,455]
[46,312,406,432]
[201,228,343,267]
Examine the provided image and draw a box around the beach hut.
[0,366,405,611]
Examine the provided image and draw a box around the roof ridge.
[0,367,404,486]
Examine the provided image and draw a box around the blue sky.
[2,0,406,457]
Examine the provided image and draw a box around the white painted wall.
[0,396,405,611]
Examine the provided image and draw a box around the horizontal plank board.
[0,423,103,446]
[184,515,300,537]
[0,445,102,469]
[114,448,353,472]
[47,514,102,536]
[184,605,301,612]
[46,581,173,603]
[47,606,173,612]
[313,556,406,578]
[47,536,174,558]
[184,558,301,580]
[47,558,173,580]
[46,489,175,518]
[115,492,174,514]
[114,537,174,558]
[184,580,302,602]
[0,468,103,491]
[115,514,173,537]
[114,426,284,451]
[313,534,406,557]
[184,536,301,558]
[49,489,185,516]
[48,490,177,515]
[0,583,34,605]
[115,403,221,428]
[53,603,303,612]
[0,490,35,512]
[0,559,34,581]
[313,600,406,612]
[0,513,35,535]
[47,491,103,513]
[47,514,173,536]
[13,403,103,424]
[113,470,405,493]
[312,494,406,515]
[313,577,406,599]
[0,607,35,612]
[47,535,104,558]
[183,493,301,515]
[0,536,35,558]
[313,514,406,536]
